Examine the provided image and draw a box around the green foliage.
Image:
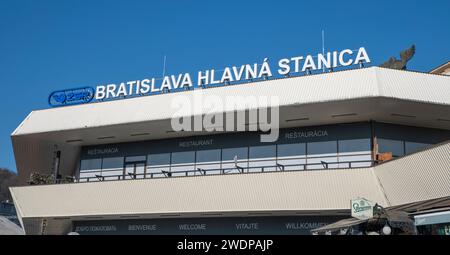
[28,172,75,185]
[0,168,18,202]
[28,172,54,185]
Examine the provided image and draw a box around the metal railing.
[76,156,375,183]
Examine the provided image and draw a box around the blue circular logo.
[48,87,95,107]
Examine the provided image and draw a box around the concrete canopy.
[9,141,450,234]
[11,67,450,183]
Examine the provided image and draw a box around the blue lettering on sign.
[48,87,95,107]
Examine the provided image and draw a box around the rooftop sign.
[48,47,370,107]
[48,87,95,107]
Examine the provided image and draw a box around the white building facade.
[10,67,450,234]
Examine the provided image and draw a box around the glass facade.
[338,138,371,168]
[221,147,248,174]
[79,158,102,180]
[196,149,221,175]
[378,139,430,158]
[249,145,276,172]
[101,157,123,180]
[147,153,170,178]
[171,151,195,176]
[277,143,306,171]
[307,141,338,170]
[374,122,441,158]
[79,137,373,181]
[405,141,430,154]
[78,122,448,182]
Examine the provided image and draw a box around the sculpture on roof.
[380,45,415,70]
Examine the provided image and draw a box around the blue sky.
[0,0,449,172]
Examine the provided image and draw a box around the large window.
[405,142,430,154]
[222,147,248,174]
[378,139,431,158]
[171,151,195,176]
[196,149,221,175]
[101,157,124,180]
[307,141,338,169]
[125,155,146,162]
[277,143,306,171]
[248,145,276,172]
[124,162,146,179]
[79,135,387,182]
[378,139,404,157]
[79,139,374,182]
[124,156,146,179]
[147,153,171,178]
[79,158,102,181]
[338,139,371,168]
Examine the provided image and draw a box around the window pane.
[196,149,221,175]
[249,145,276,159]
[147,153,170,178]
[277,143,306,157]
[80,158,102,171]
[196,149,221,162]
[79,159,102,182]
[249,145,276,172]
[125,155,146,162]
[338,139,371,168]
[277,143,306,171]
[102,157,124,180]
[124,164,135,180]
[171,151,195,176]
[378,139,404,157]
[123,163,146,180]
[135,163,145,179]
[307,141,338,169]
[171,151,195,164]
[308,141,337,155]
[148,153,170,166]
[338,139,371,154]
[102,157,123,170]
[339,154,372,168]
[222,147,248,161]
[405,142,429,155]
[222,147,248,174]
[78,171,100,182]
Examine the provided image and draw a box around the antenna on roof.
[162,55,167,77]
[322,30,325,73]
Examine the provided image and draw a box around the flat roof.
[430,61,450,74]
[12,67,450,137]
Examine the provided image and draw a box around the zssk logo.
[49,87,95,107]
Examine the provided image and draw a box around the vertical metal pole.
[370,120,376,166]
[247,146,250,173]
[169,152,172,173]
[336,139,340,168]
[53,151,61,183]
[194,151,197,176]
[122,156,126,180]
[322,30,325,73]
[275,144,278,171]
[144,155,148,179]
[220,149,223,174]
[162,55,167,77]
